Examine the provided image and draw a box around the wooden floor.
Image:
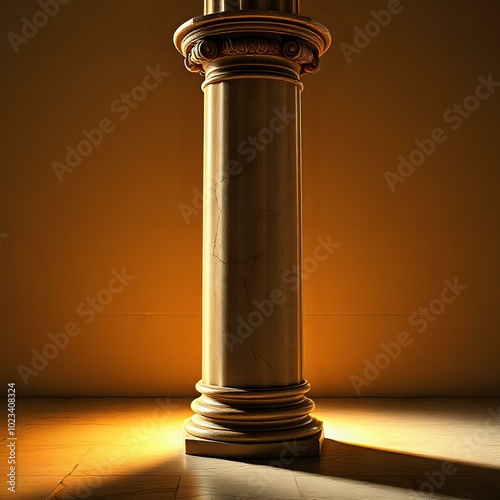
[2,398,500,499]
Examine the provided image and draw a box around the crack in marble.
[212,187,227,265]
[274,322,285,353]
[243,277,252,308]
[256,352,276,382]
[251,337,263,385]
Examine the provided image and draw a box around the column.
[174,0,331,458]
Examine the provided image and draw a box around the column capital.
[173,11,331,79]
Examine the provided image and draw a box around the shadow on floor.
[288,438,500,498]
[39,438,500,499]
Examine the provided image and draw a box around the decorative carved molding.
[185,35,320,76]
[186,39,219,73]
[282,39,319,73]
[220,37,281,56]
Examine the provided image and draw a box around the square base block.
[185,429,324,459]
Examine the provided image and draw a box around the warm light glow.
[316,401,500,469]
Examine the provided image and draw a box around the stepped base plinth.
[183,381,324,458]
[185,427,324,459]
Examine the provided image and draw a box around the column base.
[183,380,324,458]
[185,427,324,459]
